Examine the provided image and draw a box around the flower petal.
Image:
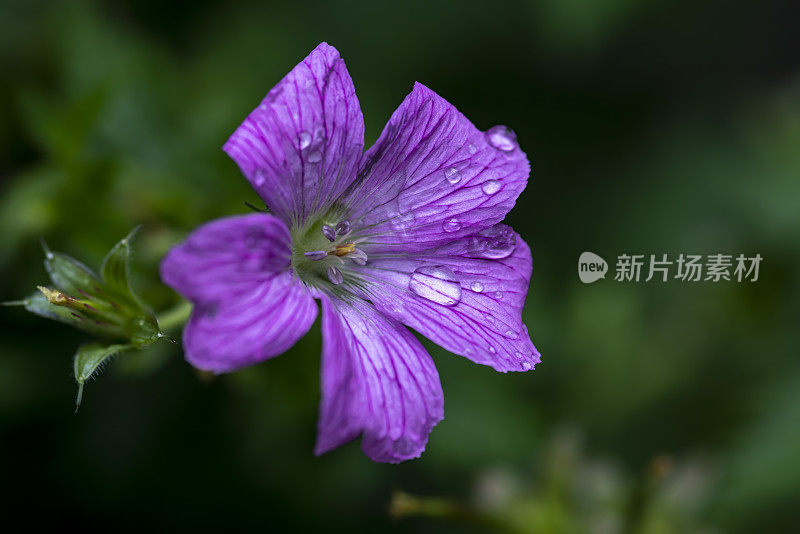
[315,297,444,463]
[346,82,530,252]
[160,213,318,373]
[355,226,540,372]
[160,214,293,305]
[223,42,365,224]
[182,272,317,373]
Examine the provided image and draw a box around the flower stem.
[157,300,192,332]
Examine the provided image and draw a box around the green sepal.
[100,226,142,307]
[43,245,104,300]
[73,342,132,412]
[18,290,126,339]
[5,228,172,410]
[31,230,162,347]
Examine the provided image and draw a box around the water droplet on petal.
[442,218,462,233]
[485,314,495,323]
[390,210,415,233]
[322,224,335,242]
[264,85,284,103]
[467,143,477,154]
[304,250,328,261]
[467,224,516,259]
[253,169,266,187]
[297,131,312,150]
[245,230,263,248]
[307,150,322,163]
[408,265,462,307]
[504,329,519,340]
[514,351,523,359]
[489,346,496,354]
[486,126,517,151]
[470,281,484,293]
[443,167,461,185]
[481,179,501,195]
[335,220,351,235]
[521,361,532,370]
[495,291,503,299]
[327,265,343,285]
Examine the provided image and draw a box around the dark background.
[2,1,799,532]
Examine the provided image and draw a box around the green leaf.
[73,342,131,412]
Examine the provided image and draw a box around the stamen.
[327,265,343,285]
[331,243,356,256]
[346,248,368,266]
[335,220,351,236]
[322,224,336,242]
[304,250,328,261]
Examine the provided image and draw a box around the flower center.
[290,215,367,287]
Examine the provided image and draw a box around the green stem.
[157,300,192,331]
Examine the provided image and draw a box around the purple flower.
[160,43,541,463]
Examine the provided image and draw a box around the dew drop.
[485,125,517,152]
[514,351,523,359]
[521,361,532,371]
[481,180,501,195]
[489,346,496,354]
[264,85,284,103]
[307,150,322,163]
[245,230,263,248]
[495,291,503,299]
[467,224,516,259]
[253,169,266,187]
[327,265,343,285]
[467,143,477,154]
[443,167,461,185]
[297,131,312,150]
[390,210,415,232]
[408,265,462,307]
[442,218,462,233]
[485,314,495,323]
[470,281,484,293]
[504,329,519,340]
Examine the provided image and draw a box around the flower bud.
[4,227,166,410]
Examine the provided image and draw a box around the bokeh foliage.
[1,0,799,532]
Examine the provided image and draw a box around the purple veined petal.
[315,297,444,463]
[183,271,318,373]
[160,213,293,304]
[343,82,530,252]
[223,42,365,225]
[354,227,540,372]
[160,213,318,373]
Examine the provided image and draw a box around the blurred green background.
[2,0,799,532]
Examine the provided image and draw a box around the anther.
[327,266,343,285]
[322,224,336,242]
[335,220,351,236]
[346,248,368,266]
[304,250,328,261]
